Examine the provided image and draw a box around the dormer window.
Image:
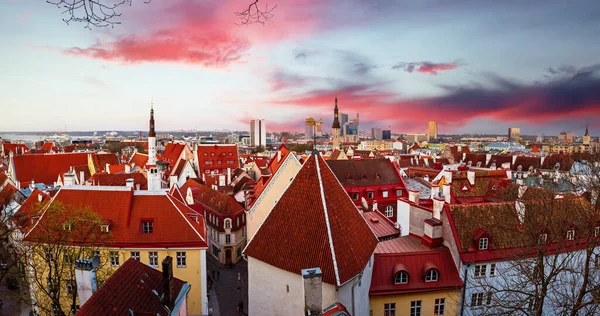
[554,163,560,170]
[224,218,232,229]
[476,161,482,167]
[367,192,374,199]
[566,230,575,241]
[382,191,389,198]
[479,238,489,250]
[394,271,408,284]
[352,193,359,200]
[425,269,439,282]
[100,225,110,233]
[141,220,154,234]
[528,166,534,172]
[538,233,548,244]
[517,165,523,171]
[63,222,72,231]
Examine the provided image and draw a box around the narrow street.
[207,255,248,316]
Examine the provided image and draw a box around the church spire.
[149,102,156,137]
[585,124,589,136]
[332,96,341,129]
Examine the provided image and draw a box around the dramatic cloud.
[392,61,460,75]
[266,64,600,132]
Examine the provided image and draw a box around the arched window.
[385,205,394,217]
[224,218,232,229]
[394,271,408,284]
[425,269,439,282]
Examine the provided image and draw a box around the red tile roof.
[0,182,18,206]
[370,237,462,295]
[77,258,186,316]
[63,145,76,153]
[362,211,400,240]
[13,188,50,233]
[130,153,149,169]
[107,164,128,174]
[90,172,148,190]
[196,144,239,174]
[12,153,90,188]
[244,154,378,286]
[159,143,186,166]
[25,187,207,248]
[39,142,59,153]
[92,153,120,172]
[2,143,29,155]
[186,183,244,216]
[0,173,8,187]
[251,145,295,203]
[326,159,404,188]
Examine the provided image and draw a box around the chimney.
[424,175,430,182]
[37,194,42,202]
[202,173,206,183]
[125,164,131,174]
[485,153,492,166]
[408,190,420,203]
[467,170,475,185]
[106,163,110,173]
[432,197,444,220]
[63,172,76,187]
[443,184,452,204]
[372,200,378,212]
[126,178,134,188]
[506,170,513,180]
[227,167,232,185]
[512,154,518,165]
[430,185,440,199]
[423,216,444,248]
[540,156,546,166]
[518,185,527,199]
[302,267,323,315]
[277,150,282,162]
[79,171,85,185]
[162,256,175,311]
[74,258,98,306]
[397,198,411,236]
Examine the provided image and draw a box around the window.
[490,263,496,277]
[474,264,487,278]
[130,251,140,261]
[394,271,408,284]
[226,234,231,244]
[148,252,158,267]
[236,217,240,227]
[539,233,548,244]
[64,253,73,265]
[352,193,360,201]
[384,303,395,316]
[410,300,422,316]
[212,245,219,258]
[110,251,119,266]
[142,220,153,234]
[396,190,402,196]
[567,230,575,240]
[385,206,394,217]
[367,192,374,199]
[471,293,484,307]
[486,292,492,305]
[425,269,439,282]
[382,191,389,198]
[242,214,245,223]
[479,238,489,250]
[242,227,246,238]
[595,254,600,268]
[595,226,600,237]
[176,252,186,268]
[100,224,109,233]
[225,219,231,229]
[63,222,72,231]
[434,298,445,316]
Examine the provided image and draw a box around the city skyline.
[2,1,600,135]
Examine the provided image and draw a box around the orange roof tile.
[130,153,149,169]
[12,153,89,188]
[244,154,378,286]
[90,172,148,190]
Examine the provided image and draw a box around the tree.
[47,0,277,29]
[23,201,113,315]
[470,153,600,315]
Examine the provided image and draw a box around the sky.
[1,0,600,136]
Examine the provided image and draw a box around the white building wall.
[248,257,338,316]
[335,254,374,316]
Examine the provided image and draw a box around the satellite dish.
[91,254,100,268]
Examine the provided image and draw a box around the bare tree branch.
[234,0,277,26]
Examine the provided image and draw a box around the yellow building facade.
[370,290,461,316]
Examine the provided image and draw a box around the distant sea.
[0,133,95,142]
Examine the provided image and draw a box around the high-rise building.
[508,127,521,142]
[344,113,359,135]
[338,113,349,136]
[382,130,391,140]
[371,128,383,140]
[250,119,266,148]
[305,118,323,139]
[558,131,573,141]
[428,121,438,140]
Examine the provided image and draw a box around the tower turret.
[147,103,161,190]
[332,97,341,151]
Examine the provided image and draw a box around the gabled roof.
[2,143,29,155]
[513,156,541,171]
[89,172,148,190]
[92,153,120,172]
[187,183,244,216]
[129,153,149,169]
[39,142,59,153]
[326,159,404,188]
[24,187,207,248]
[159,143,186,166]
[370,236,462,295]
[487,154,512,168]
[13,188,50,233]
[77,258,187,316]
[245,154,378,286]
[541,153,575,171]
[12,153,90,188]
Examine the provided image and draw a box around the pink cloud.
[392,61,460,75]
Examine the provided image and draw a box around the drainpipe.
[351,272,362,315]
[460,264,470,316]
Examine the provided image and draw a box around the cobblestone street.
[207,256,248,316]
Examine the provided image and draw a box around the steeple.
[585,124,589,136]
[332,97,340,129]
[149,103,156,137]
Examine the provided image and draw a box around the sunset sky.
[1,0,600,135]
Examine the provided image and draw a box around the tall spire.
[585,124,589,136]
[332,96,340,129]
[149,102,156,137]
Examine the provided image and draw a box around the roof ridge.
[315,155,341,286]
[166,194,206,244]
[23,187,62,239]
